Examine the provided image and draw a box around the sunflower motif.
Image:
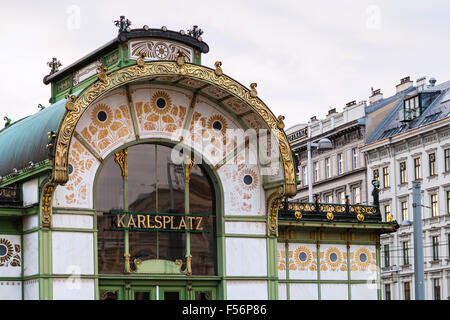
[150,91,172,115]
[92,104,113,128]
[355,248,371,269]
[0,238,13,264]
[325,247,342,268]
[207,114,227,136]
[294,246,312,268]
[239,168,259,191]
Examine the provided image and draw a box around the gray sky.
[1,0,450,130]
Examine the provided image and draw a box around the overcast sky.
[1,0,450,130]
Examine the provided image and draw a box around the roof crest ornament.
[47,57,62,74]
[187,25,203,40]
[114,15,132,33]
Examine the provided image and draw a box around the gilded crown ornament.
[97,66,109,83]
[250,83,258,97]
[176,50,186,66]
[65,95,77,111]
[214,61,223,76]
[277,115,285,129]
[136,52,146,68]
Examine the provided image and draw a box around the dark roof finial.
[187,25,203,39]
[47,57,62,74]
[114,16,132,33]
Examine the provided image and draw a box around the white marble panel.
[319,244,348,281]
[53,278,95,300]
[52,214,93,229]
[130,84,192,141]
[278,283,287,300]
[0,234,21,277]
[22,178,38,206]
[290,283,318,300]
[24,279,39,300]
[23,232,38,277]
[350,245,377,281]
[53,137,101,209]
[320,283,348,300]
[224,221,266,235]
[0,281,22,300]
[23,215,38,232]
[75,87,135,159]
[351,283,378,300]
[218,146,264,216]
[226,281,267,300]
[52,232,94,275]
[225,238,267,277]
[288,242,318,280]
[276,242,286,280]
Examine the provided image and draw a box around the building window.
[373,168,379,181]
[325,194,333,203]
[384,204,391,222]
[402,241,409,265]
[384,244,390,267]
[352,186,361,204]
[445,148,450,172]
[401,201,408,221]
[352,148,358,170]
[404,282,411,300]
[385,284,391,300]
[399,162,407,184]
[429,153,436,176]
[301,166,308,186]
[337,153,343,175]
[414,157,421,180]
[338,191,346,204]
[447,191,450,215]
[433,279,441,300]
[431,194,438,217]
[313,162,318,182]
[432,236,439,260]
[382,167,389,188]
[325,157,330,179]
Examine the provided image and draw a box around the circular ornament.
[154,42,169,59]
[294,246,311,268]
[355,248,371,268]
[92,104,113,128]
[151,91,172,115]
[0,239,13,264]
[325,247,341,268]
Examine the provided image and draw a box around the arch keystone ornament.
[49,60,296,227]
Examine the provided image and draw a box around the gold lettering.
[170,216,175,229]
[163,216,171,229]
[188,216,195,230]
[147,215,154,228]
[137,215,146,228]
[195,217,204,231]
[178,217,187,230]
[154,215,162,229]
[116,214,126,228]
[127,214,137,228]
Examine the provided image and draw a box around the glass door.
[159,286,186,300]
[132,286,157,300]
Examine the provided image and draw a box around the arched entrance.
[95,142,220,300]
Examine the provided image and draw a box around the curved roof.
[0,98,67,176]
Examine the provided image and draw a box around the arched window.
[96,143,216,275]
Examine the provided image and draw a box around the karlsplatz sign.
[109,211,208,232]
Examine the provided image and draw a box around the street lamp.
[307,138,333,202]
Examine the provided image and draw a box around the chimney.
[396,76,413,94]
[428,77,437,87]
[327,108,337,116]
[310,116,317,122]
[345,100,356,108]
[416,76,426,91]
[369,87,383,105]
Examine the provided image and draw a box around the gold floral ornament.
[92,104,113,128]
[239,168,259,192]
[294,246,312,269]
[176,50,186,66]
[207,114,228,137]
[354,248,371,269]
[357,213,365,222]
[114,148,128,179]
[150,91,172,115]
[325,247,342,268]
[0,238,13,264]
[277,115,285,130]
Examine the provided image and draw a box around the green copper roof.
[0,98,67,176]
